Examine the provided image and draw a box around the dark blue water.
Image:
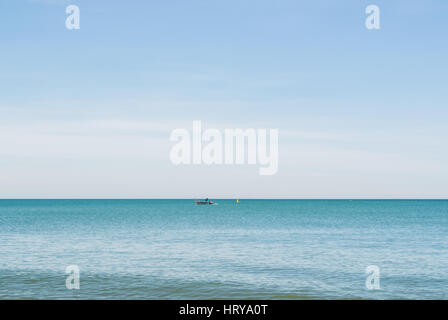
[1,200,447,299]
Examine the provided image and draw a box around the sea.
[0,199,447,299]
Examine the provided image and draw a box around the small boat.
[195,199,215,205]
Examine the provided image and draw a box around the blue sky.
[0,0,447,198]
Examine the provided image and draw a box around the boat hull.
[195,201,214,205]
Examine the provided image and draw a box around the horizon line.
[1,198,448,201]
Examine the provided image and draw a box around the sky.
[0,0,447,198]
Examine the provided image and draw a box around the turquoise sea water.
[0,199,447,299]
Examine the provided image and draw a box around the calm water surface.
[1,200,447,299]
